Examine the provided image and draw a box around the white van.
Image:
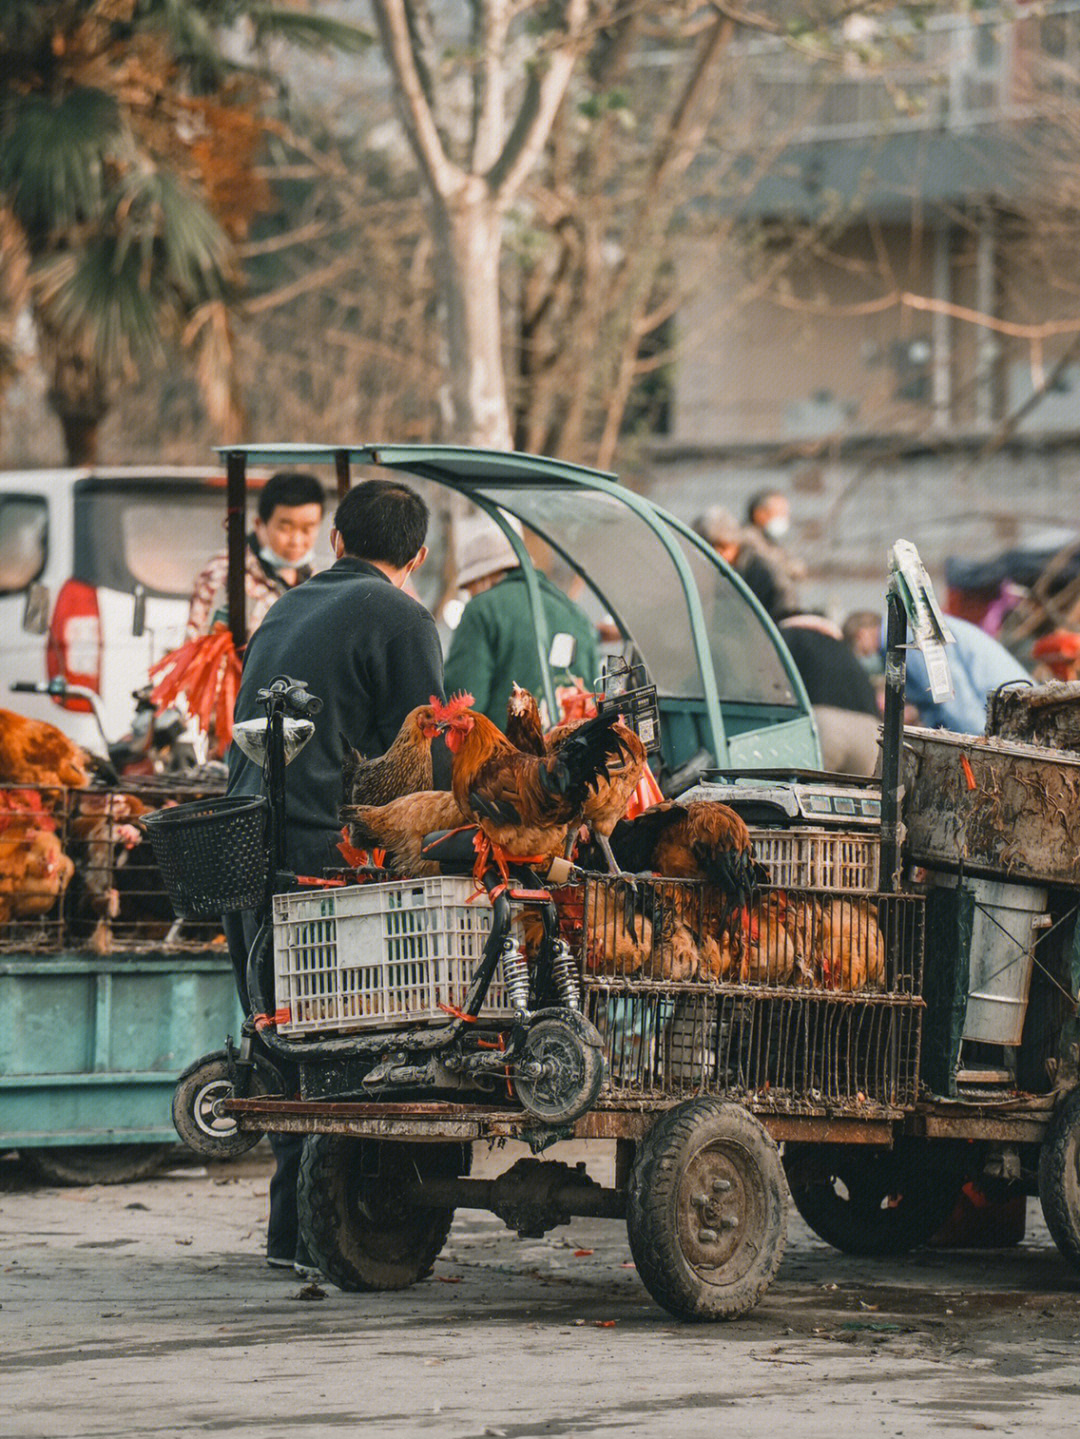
[0,467,282,750]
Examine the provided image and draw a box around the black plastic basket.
[143,795,268,919]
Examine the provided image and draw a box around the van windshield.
[72,477,332,599]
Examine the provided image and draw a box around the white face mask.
[260,543,315,570]
[763,515,790,542]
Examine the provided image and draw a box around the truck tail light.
[46,580,102,712]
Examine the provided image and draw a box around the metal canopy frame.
[217,444,818,768]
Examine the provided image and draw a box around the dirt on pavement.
[3,1139,1079,1439]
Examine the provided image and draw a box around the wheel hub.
[678,1143,758,1274]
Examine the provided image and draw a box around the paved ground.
[3,1140,1079,1439]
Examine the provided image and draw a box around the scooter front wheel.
[172,1050,266,1159]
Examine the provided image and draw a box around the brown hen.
[340,790,470,877]
[340,704,445,809]
[0,710,90,791]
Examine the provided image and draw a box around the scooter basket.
[143,795,268,919]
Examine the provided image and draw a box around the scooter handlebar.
[257,676,323,719]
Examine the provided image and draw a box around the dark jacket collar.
[330,555,393,583]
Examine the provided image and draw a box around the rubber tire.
[785,1142,963,1257]
[627,1098,788,1321]
[514,1012,606,1126]
[24,1144,170,1187]
[172,1051,267,1159]
[1038,1086,1080,1271]
[298,1136,471,1292]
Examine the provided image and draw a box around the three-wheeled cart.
[164,445,1078,1320]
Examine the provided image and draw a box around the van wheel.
[299,1137,471,1292]
[25,1144,170,1187]
[1038,1087,1080,1270]
[626,1099,787,1321]
[785,1142,962,1256]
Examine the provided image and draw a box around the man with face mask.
[744,488,807,609]
[186,470,326,641]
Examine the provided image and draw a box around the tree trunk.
[42,335,110,466]
[58,412,102,466]
[434,184,512,448]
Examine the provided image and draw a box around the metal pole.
[879,589,907,894]
[226,450,247,648]
[334,448,351,502]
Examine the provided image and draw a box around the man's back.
[443,569,600,721]
[227,556,444,874]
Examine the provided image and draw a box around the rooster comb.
[429,692,475,721]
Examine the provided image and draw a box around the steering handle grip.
[257,675,323,718]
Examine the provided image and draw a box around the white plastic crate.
[749,827,880,893]
[272,876,511,1037]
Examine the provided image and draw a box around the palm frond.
[244,7,373,54]
[33,241,163,375]
[111,167,234,300]
[0,89,124,239]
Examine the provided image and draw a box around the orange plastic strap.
[437,1002,478,1022]
[960,754,977,791]
[296,875,346,888]
[508,888,553,902]
[254,1007,291,1031]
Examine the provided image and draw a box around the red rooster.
[432,692,630,874]
[504,682,647,875]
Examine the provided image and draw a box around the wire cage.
[574,874,925,1113]
[272,876,513,1036]
[0,777,231,955]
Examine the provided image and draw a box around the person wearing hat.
[692,504,792,620]
[443,524,600,723]
[1031,630,1080,682]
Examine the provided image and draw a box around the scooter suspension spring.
[550,938,581,1010]
[500,939,530,1013]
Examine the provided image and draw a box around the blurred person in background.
[842,608,887,710]
[777,610,881,775]
[187,471,325,641]
[1030,630,1080,682]
[443,524,600,723]
[899,613,1030,734]
[744,488,807,603]
[693,505,792,621]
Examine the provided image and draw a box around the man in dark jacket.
[225,477,446,1274]
[777,611,881,775]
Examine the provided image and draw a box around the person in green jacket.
[443,523,601,724]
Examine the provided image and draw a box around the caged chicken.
[504,683,648,875]
[0,710,90,792]
[432,692,631,875]
[67,792,155,953]
[816,896,886,991]
[0,791,74,924]
[587,799,768,969]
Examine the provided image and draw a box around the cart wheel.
[172,1051,267,1159]
[513,1009,606,1125]
[784,1142,962,1256]
[1038,1086,1080,1270]
[24,1144,171,1187]
[626,1098,787,1321]
[298,1136,470,1292]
